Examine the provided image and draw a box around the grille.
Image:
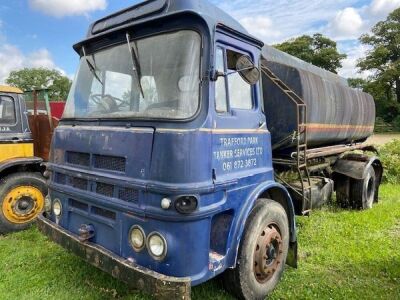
[70,177,88,190]
[92,206,116,220]
[55,173,67,185]
[96,182,114,198]
[67,151,90,167]
[118,188,139,203]
[69,199,88,211]
[93,155,126,172]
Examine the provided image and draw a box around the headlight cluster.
[129,226,167,261]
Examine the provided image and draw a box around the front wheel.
[0,172,46,234]
[222,199,289,300]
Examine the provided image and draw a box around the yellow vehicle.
[0,85,56,233]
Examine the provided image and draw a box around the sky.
[0,0,399,84]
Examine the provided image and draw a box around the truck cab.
[0,86,47,233]
[39,1,297,299]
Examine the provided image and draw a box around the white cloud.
[369,0,400,17]
[240,16,281,41]
[338,43,373,79]
[212,0,363,44]
[29,0,107,17]
[326,8,364,40]
[0,45,65,84]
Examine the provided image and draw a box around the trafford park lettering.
[214,136,264,172]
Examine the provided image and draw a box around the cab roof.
[75,0,263,51]
[0,85,23,94]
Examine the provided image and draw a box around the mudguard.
[0,157,43,174]
[333,156,383,181]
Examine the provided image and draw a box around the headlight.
[44,195,52,213]
[129,226,145,252]
[53,199,62,216]
[147,232,167,260]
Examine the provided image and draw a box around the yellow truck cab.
[0,85,47,233]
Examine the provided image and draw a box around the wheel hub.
[2,186,44,224]
[253,224,283,283]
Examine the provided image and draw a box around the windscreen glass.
[63,30,201,120]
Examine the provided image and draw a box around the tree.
[348,77,399,123]
[274,33,347,73]
[358,8,400,103]
[6,68,72,100]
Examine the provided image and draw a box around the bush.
[394,116,400,131]
[379,139,400,184]
[375,117,392,133]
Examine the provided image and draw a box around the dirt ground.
[367,133,400,146]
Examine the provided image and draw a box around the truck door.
[211,36,272,184]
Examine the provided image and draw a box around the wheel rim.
[2,186,44,224]
[253,223,283,283]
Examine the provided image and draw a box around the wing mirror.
[236,55,260,85]
[213,55,260,85]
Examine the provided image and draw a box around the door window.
[214,47,253,112]
[226,49,252,110]
[0,96,16,125]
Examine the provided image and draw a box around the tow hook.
[78,224,95,242]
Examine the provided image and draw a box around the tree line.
[274,8,400,130]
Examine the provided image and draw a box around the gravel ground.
[367,133,400,146]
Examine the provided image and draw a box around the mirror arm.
[211,70,226,81]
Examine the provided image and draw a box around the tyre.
[350,166,376,210]
[335,175,351,208]
[0,172,47,234]
[222,199,289,300]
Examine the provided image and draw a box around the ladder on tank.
[261,63,312,214]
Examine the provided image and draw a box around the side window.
[227,49,252,110]
[215,48,228,113]
[0,96,16,125]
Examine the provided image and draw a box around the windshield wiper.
[126,32,145,98]
[82,46,103,86]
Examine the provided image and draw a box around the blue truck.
[38,0,383,299]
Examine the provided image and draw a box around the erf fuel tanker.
[37,1,383,300]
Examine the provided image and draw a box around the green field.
[1,184,399,300]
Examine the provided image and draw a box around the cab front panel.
[47,124,274,284]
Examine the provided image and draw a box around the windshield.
[63,30,201,120]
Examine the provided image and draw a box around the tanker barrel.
[261,45,376,153]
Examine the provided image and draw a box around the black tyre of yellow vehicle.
[0,172,46,234]
[222,199,289,300]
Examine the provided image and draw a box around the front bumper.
[37,215,191,299]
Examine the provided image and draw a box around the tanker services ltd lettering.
[214,136,264,172]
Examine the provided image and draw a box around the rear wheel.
[0,172,46,234]
[335,175,350,208]
[222,199,289,300]
[350,167,376,210]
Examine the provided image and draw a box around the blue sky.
[0,0,399,83]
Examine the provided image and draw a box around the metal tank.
[261,45,376,151]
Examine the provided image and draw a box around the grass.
[1,185,399,300]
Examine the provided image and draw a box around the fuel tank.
[261,45,375,152]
